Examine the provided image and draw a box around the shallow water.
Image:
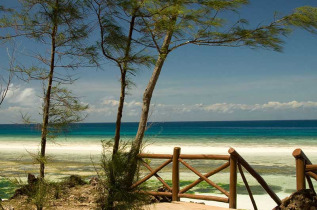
[0,121,316,209]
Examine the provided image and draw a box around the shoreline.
[1,136,316,209]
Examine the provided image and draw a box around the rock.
[150,186,172,203]
[274,189,317,210]
[63,175,86,187]
[27,173,38,185]
[89,177,99,186]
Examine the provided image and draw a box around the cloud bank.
[86,99,317,121]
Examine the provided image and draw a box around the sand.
[144,201,231,210]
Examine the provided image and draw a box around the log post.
[229,153,237,209]
[172,147,181,201]
[293,149,306,190]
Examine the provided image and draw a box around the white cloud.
[5,84,39,107]
[202,101,317,113]
[102,99,119,107]
[77,100,317,122]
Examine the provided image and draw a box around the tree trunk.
[112,72,126,155]
[127,18,177,185]
[107,15,135,210]
[40,23,57,179]
[112,15,135,155]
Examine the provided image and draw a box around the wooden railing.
[293,148,317,193]
[229,148,281,209]
[131,147,281,209]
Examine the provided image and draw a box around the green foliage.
[0,178,17,200]
[28,150,51,165]
[48,84,88,139]
[285,6,317,33]
[28,180,50,210]
[12,178,51,210]
[3,0,94,178]
[137,1,317,54]
[89,0,155,81]
[96,140,150,210]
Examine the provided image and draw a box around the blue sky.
[0,0,317,123]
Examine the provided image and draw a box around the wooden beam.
[179,161,230,194]
[229,153,237,209]
[307,171,317,181]
[141,160,172,191]
[179,194,229,203]
[138,153,173,159]
[180,154,230,160]
[229,147,281,206]
[238,163,257,210]
[179,158,229,197]
[172,147,181,201]
[131,159,172,189]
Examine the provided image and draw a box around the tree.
[124,1,317,185]
[88,0,154,156]
[1,0,94,178]
[88,1,156,208]
[0,5,15,107]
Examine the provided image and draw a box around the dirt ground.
[1,184,98,210]
[1,177,230,210]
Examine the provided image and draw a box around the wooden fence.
[131,147,281,209]
[293,148,317,194]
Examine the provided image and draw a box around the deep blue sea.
[0,120,316,146]
[0,120,317,138]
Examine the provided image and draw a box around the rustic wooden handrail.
[237,163,257,210]
[172,147,181,201]
[179,161,230,194]
[134,147,231,205]
[131,159,172,189]
[292,148,312,164]
[306,165,317,171]
[293,148,317,191]
[179,154,230,160]
[179,158,230,197]
[133,147,281,209]
[229,153,237,208]
[137,153,173,159]
[228,148,282,207]
[141,160,172,191]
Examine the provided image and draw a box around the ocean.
[1,120,317,138]
[0,120,317,209]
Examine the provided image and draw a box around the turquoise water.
[1,120,317,137]
[0,120,316,144]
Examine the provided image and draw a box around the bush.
[96,140,150,210]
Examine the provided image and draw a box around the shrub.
[96,140,150,210]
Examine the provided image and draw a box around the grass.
[0,178,17,199]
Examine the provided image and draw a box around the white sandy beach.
[0,139,316,210]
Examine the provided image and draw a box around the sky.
[0,0,317,124]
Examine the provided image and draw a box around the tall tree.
[2,0,94,178]
[125,1,317,184]
[88,1,155,208]
[88,0,154,155]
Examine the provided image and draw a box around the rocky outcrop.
[274,189,317,210]
[62,175,86,188]
[149,186,172,203]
